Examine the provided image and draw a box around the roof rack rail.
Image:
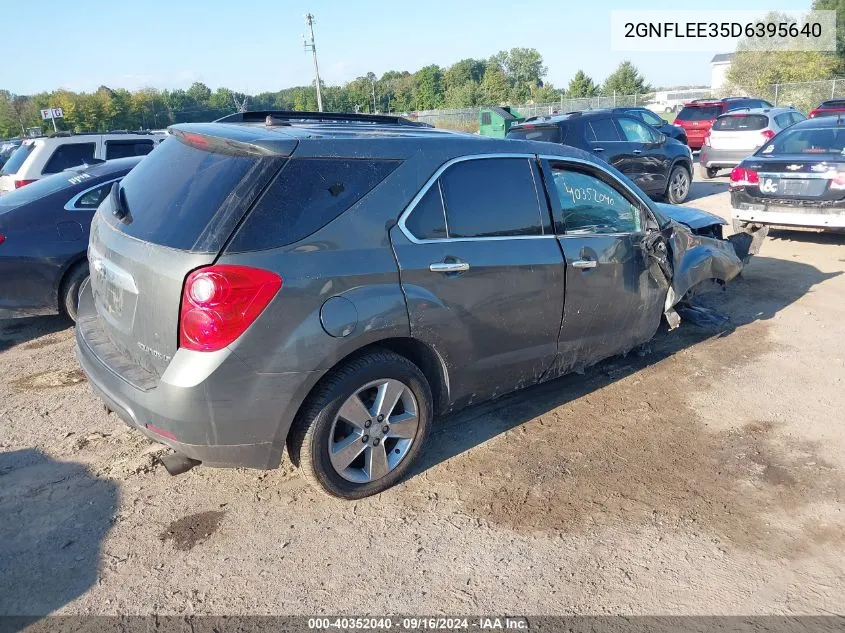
[214,110,434,128]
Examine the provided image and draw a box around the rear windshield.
[676,106,722,121]
[712,114,768,131]
[760,127,845,155]
[0,169,94,210]
[506,125,563,143]
[0,143,34,175]
[103,137,284,252]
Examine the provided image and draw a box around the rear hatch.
[675,104,723,142]
[87,126,292,378]
[709,114,769,151]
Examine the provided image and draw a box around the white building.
[710,53,735,91]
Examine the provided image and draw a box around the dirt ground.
[1,173,844,617]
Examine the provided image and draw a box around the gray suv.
[75,111,763,499]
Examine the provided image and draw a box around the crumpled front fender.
[646,220,768,329]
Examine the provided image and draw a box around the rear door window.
[712,115,768,131]
[437,157,543,238]
[228,158,400,251]
[105,140,154,159]
[75,182,114,209]
[43,143,96,174]
[104,135,284,252]
[404,185,447,240]
[587,119,620,142]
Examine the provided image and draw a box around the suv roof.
[216,110,434,128]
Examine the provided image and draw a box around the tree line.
[0,50,653,138]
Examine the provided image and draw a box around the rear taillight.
[830,174,845,190]
[809,109,819,118]
[703,132,711,147]
[730,166,759,188]
[179,265,282,352]
[13,179,35,189]
[758,129,775,146]
[0,234,5,246]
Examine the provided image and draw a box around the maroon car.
[675,97,772,150]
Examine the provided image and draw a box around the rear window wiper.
[109,182,133,224]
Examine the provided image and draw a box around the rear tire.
[288,350,433,499]
[665,164,691,204]
[59,261,89,323]
[700,166,718,179]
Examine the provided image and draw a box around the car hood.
[654,202,726,230]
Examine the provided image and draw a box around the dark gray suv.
[75,111,763,499]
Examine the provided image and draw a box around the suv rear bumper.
[700,147,755,168]
[75,282,322,469]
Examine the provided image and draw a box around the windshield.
[712,115,768,131]
[506,125,563,143]
[676,106,722,121]
[0,143,34,175]
[759,126,845,155]
[0,169,93,211]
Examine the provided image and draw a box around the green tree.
[480,64,511,104]
[444,58,486,91]
[602,61,652,96]
[413,65,444,110]
[812,0,845,71]
[727,10,838,95]
[566,70,600,98]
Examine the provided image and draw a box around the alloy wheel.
[328,379,420,483]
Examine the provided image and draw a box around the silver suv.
[75,111,763,499]
[699,107,806,178]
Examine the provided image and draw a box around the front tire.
[666,164,691,204]
[59,261,89,323]
[288,350,433,499]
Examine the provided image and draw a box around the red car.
[808,99,845,118]
[675,97,773,149]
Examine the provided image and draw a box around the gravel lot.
[1,174,844,617]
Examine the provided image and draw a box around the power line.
[303,13,324,112]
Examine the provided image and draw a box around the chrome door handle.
[632,149,642,155]
[572,259,597,269]
[430,261,470,273]
[592,147,604,152]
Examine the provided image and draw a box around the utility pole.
[303,13,323,112]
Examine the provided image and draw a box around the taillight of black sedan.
[730,118,845,232]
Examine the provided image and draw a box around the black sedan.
[0,156,143,320]
[730,116,845,232]
[507,109,694,203]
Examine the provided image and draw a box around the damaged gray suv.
[75,111,764,499]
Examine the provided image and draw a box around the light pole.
[303,13,324,112]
